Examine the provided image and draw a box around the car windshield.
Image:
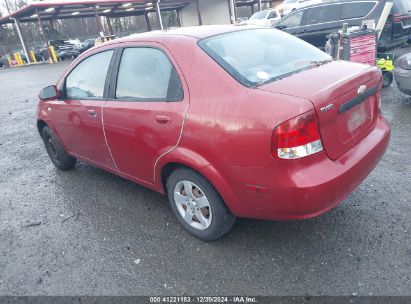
[249,11,268,20]
[198,28,332,87]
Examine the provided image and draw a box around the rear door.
[50,49,117,169]
[103,43,188,183]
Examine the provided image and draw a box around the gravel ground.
[0,47,410,296]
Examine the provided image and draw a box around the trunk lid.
[258,61,382,160]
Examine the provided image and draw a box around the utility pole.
[11,17,31,63]
[155,0,163,30]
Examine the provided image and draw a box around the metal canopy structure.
[0,0,192,63]
[0,0,277,64]
[0,0,190,24]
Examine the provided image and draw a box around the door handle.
[87,109,97,118]
[154,114,171,124]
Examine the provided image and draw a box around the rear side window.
[305,5,342,25]
[341,2,375,19]
[65,50,113,99]
[115,48,183,102]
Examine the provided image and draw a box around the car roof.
[293,0,378,10]
[105,25,259,44]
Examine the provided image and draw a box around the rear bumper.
[214,116,390,220]
[394,68,411,96]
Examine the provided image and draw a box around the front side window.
[305,5,342,25]
[199,29,331,87]
[341,2,375,19]
[65,50,113,99]
[115,48,183,102]
[276,10,303,28]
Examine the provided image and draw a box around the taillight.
[393,13,410,23]
[272,110,323,159]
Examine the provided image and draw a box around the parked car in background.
[379,0,411,50]
[277,0,322,16]
[244,9,281,26]
[65,39,82,50]
[393,52,411,95]
[80,38,95,53]
[50,39,80,60]
[56,49,80,60]
[31,46,47,61]
[274,0,391,50]
[50,39,69,51]
[37,26,390,240]
[50,39,80,52]
[0,55,9,68]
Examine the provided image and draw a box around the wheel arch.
[37,119,48,136]
[156,149,240,216]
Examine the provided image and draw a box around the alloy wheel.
[174,180,212,230]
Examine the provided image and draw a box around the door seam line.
[101,104,120,171]
[153,103,189,183]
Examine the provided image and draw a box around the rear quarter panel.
[166,40,313,169]
[153,37,314,206]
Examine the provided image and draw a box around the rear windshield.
[392,0,411,14]
[198,28,331,87]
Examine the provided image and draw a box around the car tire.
[167,168,236,241]
[382,71,393,88]
[42,126,76,170]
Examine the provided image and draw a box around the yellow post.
[17,53,24,65]
[49,46,57,63]
[14,52,21,65]
[30,50,37,63]
[7,54,12,65]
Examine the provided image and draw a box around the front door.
[50,50,116,170]
[103,45,188,183]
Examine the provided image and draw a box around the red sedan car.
[37,26,390,240]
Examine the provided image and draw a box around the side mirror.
[39,85,59,100]
[276,24,287,30]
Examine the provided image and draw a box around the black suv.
[274,0,410,50]
[379,0,411,49]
